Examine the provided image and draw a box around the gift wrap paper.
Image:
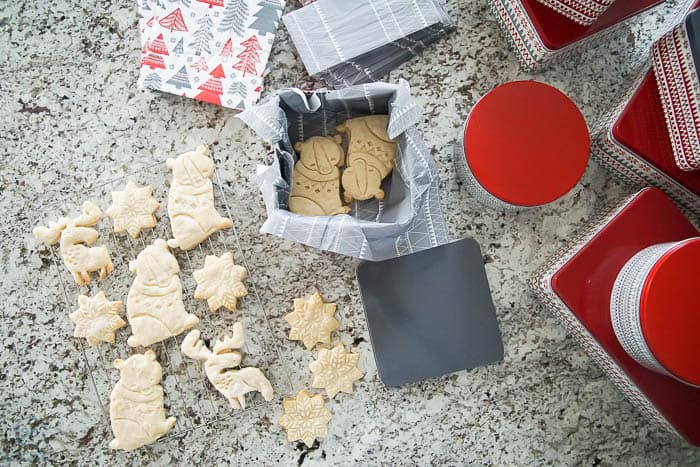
[137,0,285,110]
[238,80,449,261]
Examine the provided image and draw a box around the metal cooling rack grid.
[42,158,292,442]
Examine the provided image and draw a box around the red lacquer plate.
[536,188,700,446]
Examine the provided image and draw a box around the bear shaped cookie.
[336,115,397,203]
[166,145,233,250]
[109,350,176,451]
[126,239,199,348]
[289,136,351,217]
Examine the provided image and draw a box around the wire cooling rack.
[41,157,292,441]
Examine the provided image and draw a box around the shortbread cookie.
[126,239,199,347]
[309,344,363,399]
[289,136,351,217]
[33,201,113,285]
[193,252,247,312]
[109,350,176,451]
[106,180,160,238]
[278,390,332,448]
[283,292,340,350]
[181,323,274,410]
[166,145,233,250]
[69,292,126,346]
[336,115,397,202]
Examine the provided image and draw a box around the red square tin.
[534,0,615,26]
[533,187,700,446]
[490,0,665,70]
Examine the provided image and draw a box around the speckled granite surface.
[2,0,700,464]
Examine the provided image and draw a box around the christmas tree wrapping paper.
[137,0,285,110]
[282,0,455,87]
[238,80,449,260]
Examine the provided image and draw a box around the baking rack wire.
[43,157,293,446]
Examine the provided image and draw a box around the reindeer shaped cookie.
[337,115,397,203]
[126,239,199,348]
[289,136,351,217]
[166,145,233,250]
[33,201,113,285]
[181,323,274,410]
[109,350,176,451]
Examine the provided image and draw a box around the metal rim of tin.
[455,114,528,212]
[610,238,700,387]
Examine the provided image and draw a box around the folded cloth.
[283,0,454,87]
[137,0,285,110]
[652,8,700,171]
[238,80,449,261]
[534,0,615,26]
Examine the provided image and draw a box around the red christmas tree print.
[192,57,209,72]
[141,38,150,55]
[197,0,224,8]
[141,33,169,70]
[146,16,157,28]
[220,38,233,62]
[195,64,225,106]
[159,8,188,32]
[232,36,262,77]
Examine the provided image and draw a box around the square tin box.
[532,187,700,446]
[489,0,664,70]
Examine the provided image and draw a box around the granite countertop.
[2,0,700,464]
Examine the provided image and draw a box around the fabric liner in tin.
[238,80,449,261]
[652,8,700,171]
[534,0,615,26]
[283,0,455,87]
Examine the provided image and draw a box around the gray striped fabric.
[283,0,454,86]
[238,80,449,261]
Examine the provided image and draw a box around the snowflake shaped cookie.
[278,390,332,448]
[309,344,364,399]
[69,292,126,346]
[106,181,160,238]
[193,252,248,312]
[284,293,340,350]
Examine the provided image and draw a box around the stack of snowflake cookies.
[33,145,274,451]
[278,292,364,448]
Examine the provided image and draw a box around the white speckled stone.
[2,0,700,464]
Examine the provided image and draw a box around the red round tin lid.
[463,81,590,207]
[640,238,700,386]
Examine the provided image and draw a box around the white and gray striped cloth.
[282,0,455,87]
[238,80,449,261]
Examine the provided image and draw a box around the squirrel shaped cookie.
[166,145,233,250]
[289,136,351,217]
[33,201,113,285]
[181,323,274,410]
[126,239,199,348]
[336,115,397,203]
[109,350,176,451]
